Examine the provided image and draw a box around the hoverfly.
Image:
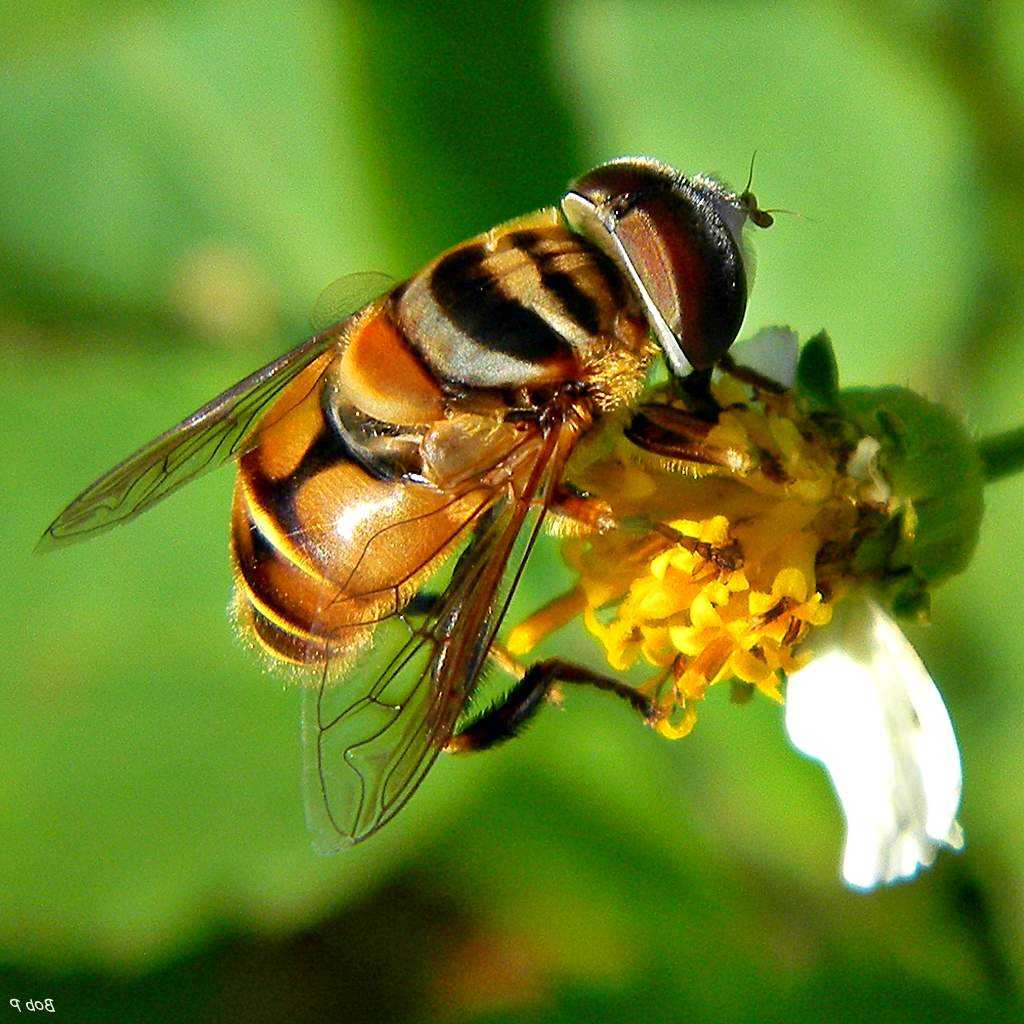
[42,157,773,849]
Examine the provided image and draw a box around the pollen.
[514,372,868,738]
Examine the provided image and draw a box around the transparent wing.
[311,271,395,332]
[301,425,565,850]
[40,272,393,550]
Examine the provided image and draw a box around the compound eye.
[563,161,749,375]
[567,160,665,213]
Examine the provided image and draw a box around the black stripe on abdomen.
[247,425,342,546]
[233,497,318,638]
[429,245,576,365]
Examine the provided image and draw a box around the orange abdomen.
[230,306,497,667]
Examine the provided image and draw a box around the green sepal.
[888,576,931,621]
[795,331,840,413]
[851,516,901,576]
[839,386,985,591]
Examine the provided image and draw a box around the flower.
[786,596,963,888]
[512,329,982,889]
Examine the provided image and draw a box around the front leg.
[625,402,754,473]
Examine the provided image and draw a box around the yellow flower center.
[509,375,872,738]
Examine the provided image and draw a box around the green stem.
[978,426,1024,483]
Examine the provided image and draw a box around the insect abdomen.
[230,309,497,667]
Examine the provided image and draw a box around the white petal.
[784,596,963,889]
[727,326,798,389]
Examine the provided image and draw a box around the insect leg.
[674,367,719,420]
[445,659,654,753]
[546,484,617,536]
[718,353,786,394]
[625,403,754,472]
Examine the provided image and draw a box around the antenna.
[737,153,810,227]
[743,150,758,197]
[739,152,774,229]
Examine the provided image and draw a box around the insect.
[42,157,772,849]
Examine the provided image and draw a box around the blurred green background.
[3,2,1024,1021]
